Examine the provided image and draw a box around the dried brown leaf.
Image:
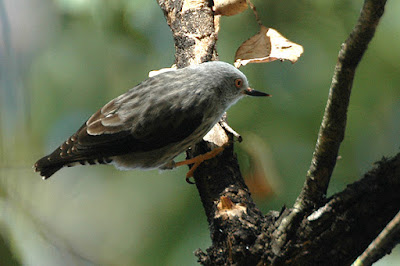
[234,26,304,68]
[148,65,177,77]
[213,0,248,16]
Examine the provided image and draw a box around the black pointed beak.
[243,87,271,97]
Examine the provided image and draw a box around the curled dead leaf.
[234,25,304,68]
[148,65,177,77]
[213,0,248,16]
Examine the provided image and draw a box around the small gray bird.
[34,61,269,179]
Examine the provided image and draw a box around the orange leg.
[175,144,228,183]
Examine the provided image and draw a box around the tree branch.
[157,0,265,264]
[354,210,400,266]
[157,0,399,265]
[193,152,400,265]
[271,0,388,257]
[274,153,400,265]
[297,0,387,210]
[157,0,217,67]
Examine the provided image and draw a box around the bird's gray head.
[188,61,269,108]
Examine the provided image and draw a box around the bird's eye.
[235,78,243,88]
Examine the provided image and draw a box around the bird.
[34,61,269,180]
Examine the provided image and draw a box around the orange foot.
[175,144,228,183]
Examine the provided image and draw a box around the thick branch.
[196,152,400,265]
[274,153,400,265]
[157,2,264,262]
[157,0,217,67]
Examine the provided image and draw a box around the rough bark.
[156,0,399,265]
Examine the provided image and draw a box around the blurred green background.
[0,0,399,265]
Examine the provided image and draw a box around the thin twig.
[246,0,262,26]
[271,0,388,256]
[353,210,400,266]
[295,0,387,209]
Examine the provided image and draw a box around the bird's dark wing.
[79,96,205,154]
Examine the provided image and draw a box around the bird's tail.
[34,154,64,180]
[34,135,112,180]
